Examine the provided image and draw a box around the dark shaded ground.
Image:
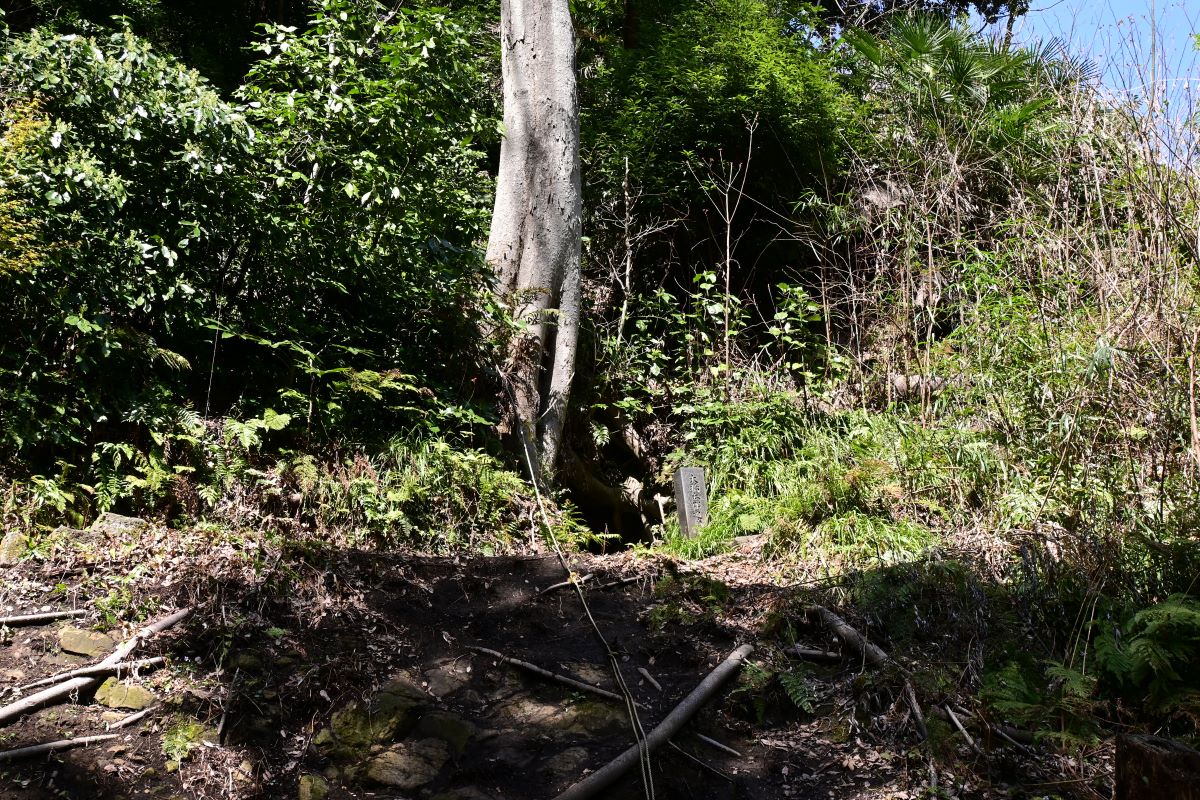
[0,523,1098,800]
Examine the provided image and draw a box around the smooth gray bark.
[486,0,582,480]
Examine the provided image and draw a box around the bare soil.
[0,523,1107,800]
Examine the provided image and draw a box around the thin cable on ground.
[520,436,655,800]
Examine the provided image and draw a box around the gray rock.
[90,513,150,537]
[365,738,449,789]
[94,678,156,710]
[59,627,115,658]
[0,530,27,565]
[415,711,476,756]
[425,659,472,698]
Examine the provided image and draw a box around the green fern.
[778,670,816,714]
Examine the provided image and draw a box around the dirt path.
[0,520,1072,799]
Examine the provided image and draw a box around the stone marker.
[672,467,708,538]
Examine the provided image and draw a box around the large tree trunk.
[487,0,582,482]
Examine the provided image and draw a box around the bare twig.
[944,704,981,754]
[467,645,626,704]
[0,606,192,727]
[0,734,118,762]
[107,705,159,730]
[636,667,662,692]
[18,657,165,692]
[694,732,741,757]
[537,573,593,596]
[667,742,734,782]
[0,610,86,626]
[553,643,754,800]
[785,645,842,663]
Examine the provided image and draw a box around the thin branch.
[694,732,741,758]
[466,645,626,704]
[0,734,118,762]
[553,644,754,800]
[18,657,165,692]
[0,610,86,626]
[107,705,159,730]
[636,667,662,692]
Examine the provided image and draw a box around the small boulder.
[415,711,476,756]
[365,738,449,790]
[91,513,150,538]
[315,676,428,760]
[59,627,115,658]
[0,530,27,565]
[298,774,329,800]
[425,659,472,698]
[94,678,156,710]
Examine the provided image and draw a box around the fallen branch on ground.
[805,605,927,740]
[107,705,159,730]
[0,606,192,727]
[18,656,166,692]
[0,610,86,626]
[553,643,754,800]
[538,573,594,596]
[944,704,981,754]
[636,667,662,692]
[786,645,842,663]
[466,645,627,705]
[927,706,1034,751]
[694,732,741,757]
[0,734,119,762]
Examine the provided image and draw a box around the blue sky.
[1001,0,1198,121]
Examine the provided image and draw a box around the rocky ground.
[0,515,1108,800]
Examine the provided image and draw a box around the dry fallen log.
[0,609,86,626]
[0,734,118,762]
[467,645,626,704]
[0,606,191,727]
[553,643,754,800]
[805,605,926,740]
[18,656,165,692]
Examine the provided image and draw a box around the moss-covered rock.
[314,675,428,760]
[95,678,156,710]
